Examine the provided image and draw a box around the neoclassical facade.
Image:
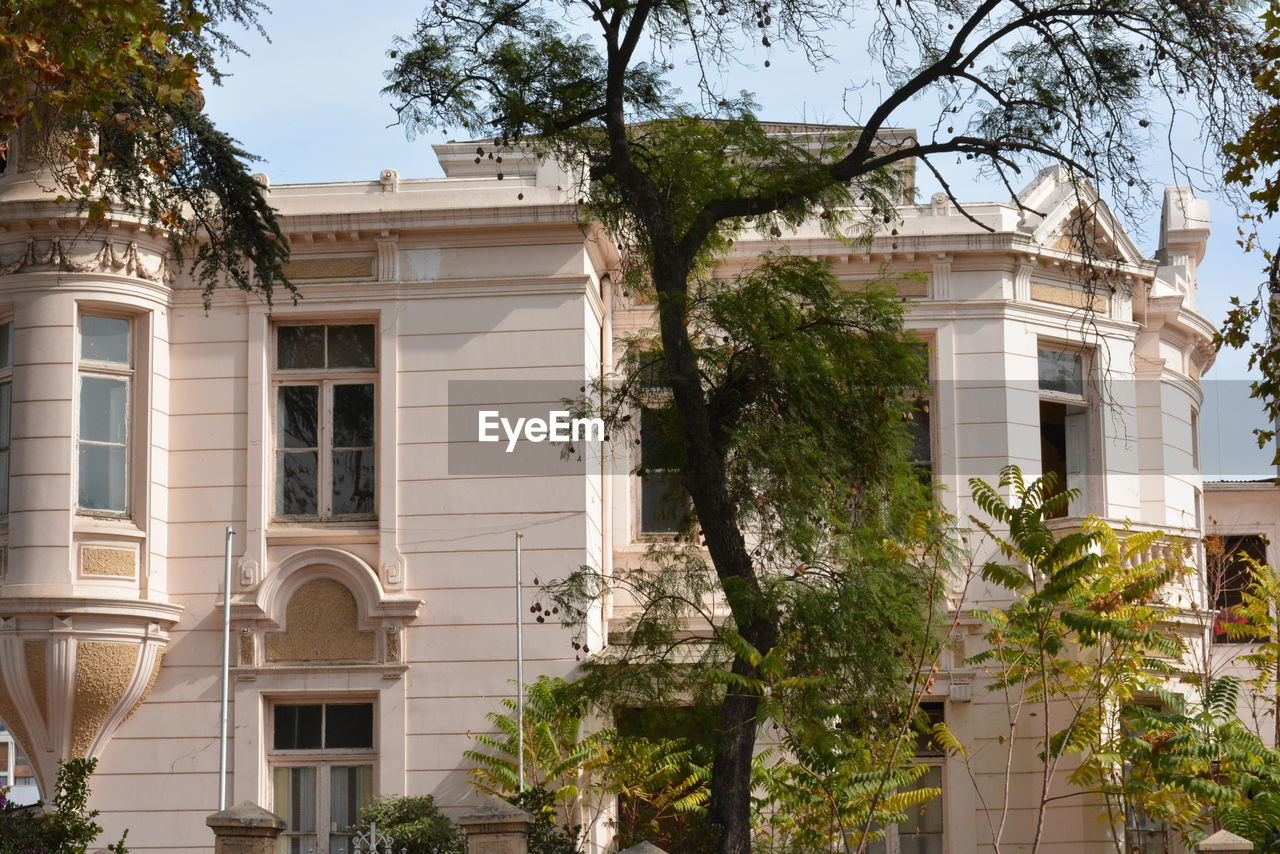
[0,126,1217,853]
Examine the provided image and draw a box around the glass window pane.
[277,326,325,370]
[274,705,323,750]
[81,315,130,365]
[640,407,681,469]
[78,444,127,512]
[326,325,376,369]
[907,398,931,468]
[0,322,12,369]
[0,382,11,447]
[272,765,316,832]
[0,450,9,517]
[277,386,319,449]
[332,384,374,448]
[276,451,319,516]
[1038,348,1083,396]
[80,377,128,444]
[324,703,374,749]
[641,472,687,534]
[330,450,374,516]
[329,765,374,831]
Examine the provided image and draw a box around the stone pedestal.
[618,844,670,854]
[1197,830,1254,852]
[206,801,287,854]
[457,799,534,854]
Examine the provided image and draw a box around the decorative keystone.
[457,798,534,854]
[1196,830,1254,852]
[207,801,287,852]
[618,843,672,854]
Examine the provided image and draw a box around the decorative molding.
[0,236,172,282]
[376,232,399,281]
[237,558,260,591]
[380,557,404,589]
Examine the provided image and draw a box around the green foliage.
[464,675,611,820]
[508,786,582,854]
[606,733,712,851]
[386,2,1259,848]
[0,0,291,304]
[967,466,1186,850]
[350,795,464,854]
[753,729,937,854]
[0,758,130,854]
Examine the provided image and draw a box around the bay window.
[78,314,131,514]
[274,324,376,520]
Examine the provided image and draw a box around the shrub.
[0,757,129,854]
[350,795,464,854]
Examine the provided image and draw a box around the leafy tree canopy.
[383,1,1261,851]
[0,0,291,303]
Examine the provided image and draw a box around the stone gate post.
[206,801,287,854]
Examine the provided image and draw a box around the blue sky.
[201,0,1278,480]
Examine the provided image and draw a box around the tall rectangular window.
[638,406,689,535]
[274,324,376,520]
[78,315,131,514]
[1037,346,1091,519]
[1211,534,1268,643]
[270,701,375,854]
[0,321,12,518]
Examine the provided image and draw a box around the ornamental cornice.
[0,234,173,283]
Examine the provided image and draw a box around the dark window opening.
[639,407,690,534]
[1039,401,1069,518]
[1212,534,1268,643]
[274,703,373,751]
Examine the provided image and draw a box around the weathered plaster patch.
[1031,282,1108,312]
[239,633,254,666]
[265,578,375,663]
[81,546,136,578]
[282,257,374,280]
[71,642,138,757]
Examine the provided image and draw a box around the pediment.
[1017,166,1146,266]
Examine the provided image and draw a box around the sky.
[200,0,1278,481]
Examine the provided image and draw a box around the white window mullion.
[320,381,333,518]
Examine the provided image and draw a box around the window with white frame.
[274,324,376,520]
[270,701,375,854]
[77,314,132,514]
[1037,346,1092,519]
[0,320,12,518]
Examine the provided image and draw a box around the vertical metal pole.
[218,526,234,810]
[515,531,525,792]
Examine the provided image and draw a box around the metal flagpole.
[218,526,234,810]
[515,531,525,792]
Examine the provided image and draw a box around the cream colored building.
[0,126,1219,853]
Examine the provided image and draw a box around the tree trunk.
[650,250,779,854]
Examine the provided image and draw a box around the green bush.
[0,757,129,854]
[508,785,580,854]
[351,795,464,854]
